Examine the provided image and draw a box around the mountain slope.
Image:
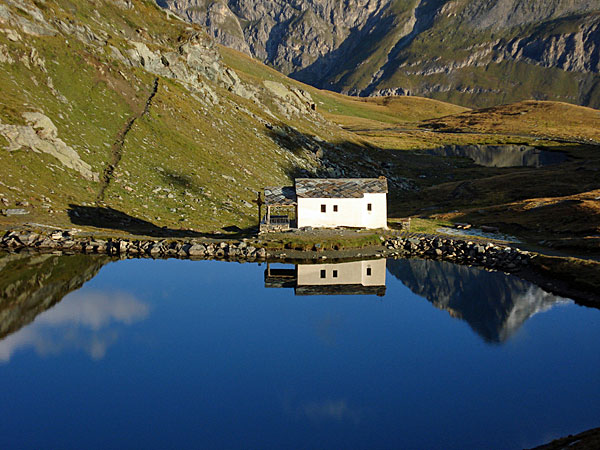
[0,0,407,234]
[160,0,600,108]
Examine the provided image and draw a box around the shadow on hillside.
[67,205,257,239]
[267,123,388,180]
[159,169,214,202]
[272,126,599,222]
[266,126,316,156]
[71,130,597,241]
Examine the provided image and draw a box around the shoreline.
[2,228,599,308]
[2,228,532,268]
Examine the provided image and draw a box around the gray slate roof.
[295,178,388,199]
[264,186,297,206]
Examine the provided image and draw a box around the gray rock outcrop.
[160,0,396,84]
[0,112,99,181]
[123,34,258,102]
[159,0,600,107]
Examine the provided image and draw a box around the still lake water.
[0,254,599,449]
[424,145,567,168]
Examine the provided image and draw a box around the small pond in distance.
[424,144,568,168]
[0,253,598,449]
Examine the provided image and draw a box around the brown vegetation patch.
[422,101,600,142]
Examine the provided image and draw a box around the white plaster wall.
[362,193,387,229]
[297,259,387,286]
[360,259,387,286]
[296,193,387,229]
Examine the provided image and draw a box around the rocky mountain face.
[160,0,600,108]
[386,258,566,343]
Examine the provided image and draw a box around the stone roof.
[264,186,297,206]
[295,284,386,296]
[295,178,388,199]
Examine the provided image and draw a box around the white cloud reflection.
[283,394,364,424]
[0,290,149,362]
[302,399,363,423]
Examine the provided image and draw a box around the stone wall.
[1,230,266,260]
[1,229,532,274]
[384,236,532,273]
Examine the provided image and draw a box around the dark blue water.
[0,256,599,450]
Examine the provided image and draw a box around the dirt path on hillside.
[97,77,159,202]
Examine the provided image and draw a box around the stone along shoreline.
[5,228,600,308]
[1,229,532,272]
[1,229,267,260]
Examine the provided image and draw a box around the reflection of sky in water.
[0,258,598,450]
[283,395,364,424]
[0,290,149,362]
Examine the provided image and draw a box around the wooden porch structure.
[264,263,297,288]
[259,186,297,233]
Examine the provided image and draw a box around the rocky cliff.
[160,0,600,108]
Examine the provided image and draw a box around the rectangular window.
[333,205,338,212]
[320,269,326,279]
[333,270,338,278]
[321,204,326,213]
[367,203,372,212]
[366,267,372,276]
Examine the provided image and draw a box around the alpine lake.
[0,251,598,450]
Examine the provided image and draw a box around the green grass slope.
[0,0,373,235]
[220,46,468,126]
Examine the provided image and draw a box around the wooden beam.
[253,191,263,227]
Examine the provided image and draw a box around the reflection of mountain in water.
[425,145,567,168]
[387,259,568,343]
[0,252,109,340]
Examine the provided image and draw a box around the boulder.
[2,208,28,216]
[188,244,206,256]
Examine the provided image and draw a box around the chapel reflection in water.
[264,256,570,344]
[0,252,573,357]
[265,259,387,296]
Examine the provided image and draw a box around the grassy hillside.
[422,101,600,143]
[0,0,370,235]
[219,46,469,126]
[352,100,600,250]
